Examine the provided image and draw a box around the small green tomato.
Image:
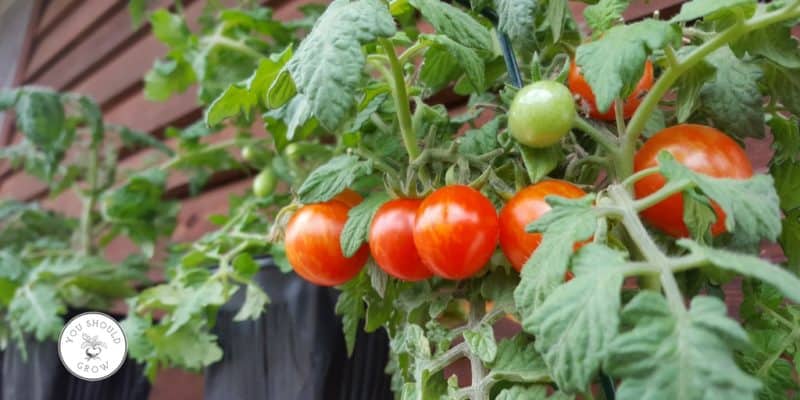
[508,80,576,148]
[253,168,278,198]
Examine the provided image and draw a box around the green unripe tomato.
[508,80,576,148]
[253,168,277,198]
[241,145,257,162]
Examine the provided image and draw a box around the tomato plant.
[5,0,798,397]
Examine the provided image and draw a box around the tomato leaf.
[545,0,570,43]
[205,84,256,127]
[149,10,192,50]
[247,46,293,107]
[410,0,493,51]
[606,293,761,400]
[144,320,224,370]
[494,0,537,46]
[584,0,630,34]
[297,155,373,204]
[738,329,800,399]
[419,46,462,92]
[762,62,800,116]
[733,22,800,69]
[700,47,764,139]
[488,334,550,383]
[283,0,396,131]
[658,152,782,244]
[463,322,497,363]
[675,51,715,123]
[496,385,573,400]
[233,283,269,321]
[678,240,800,303]
[166,281,228,335]
[459,117,500,156]
[514,196,597,316]
[340,192,389,257]
[769,115,800,165]
[772,159,800,211]
[15,89,66,151]
[671,0,757,23]
[530,244,625,393]
[420,34,485,92]
[144,56,197,101]
[8,284,65,341]
[576,20,678,113]
[518,144,562,184]
[335,271,368,355]
[780,209,800,273]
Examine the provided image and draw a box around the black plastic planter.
[0,309,150,400]
[204,256,394,400]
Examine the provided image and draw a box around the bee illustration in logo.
[80,333,107,362]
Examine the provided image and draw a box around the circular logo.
[58,312,128,381]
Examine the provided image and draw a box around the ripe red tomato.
[569,59,654,121]
[369,199,432,281]
[413,185,499,280]
[284,201,368,286]
[332,189,363,208]
[499,180,587,272]
[634,124,753,237]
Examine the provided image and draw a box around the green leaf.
[459,117,500,156]
[672,0,757,23]
[0,88,19,110]
[149,10,192,49]
[518,144,562,183]
[772,159,800,211]
[700,47,764,139]
[297,155,373,203]
[494,0,537,45]
[247,46,293,107]
[8,285,65,341]
[15,90,65,149]
[658,152,782,243]
[480,268,518,309]
[733,23,800,69]
[340,192,389,257]
[762,62,800,116]
[146,321,223,369]
[768,115,800,165]
[205,84,256,127]
[232,253,260,279]
[144,56,196,101]
[682,190,716,244]
[675,54,715,123]
[584,0,630,34]
[606,293,761,400]
[410,0,493,51]
[419,46,461,91]
[284,0,396,130]
[780,209,800,272]
[463,323,497,363]
[166,281,227,335]
[738,329,800,400]
[576,20,678,113]
[421,34,485,92]
[514,196,597,317]
[127,0,149,28]
[678,240,800,303]
[530,255,624,392]
[335,272,367,355]
[233,283,269,321]
[488,334,550,383]
[545,0,569,43]
[496,386,547,400]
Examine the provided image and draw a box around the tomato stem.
[468,297,488,400]
[78,138,101,255]
[573,116,618,155]
[631,179,693,212]
[379,39,423,162]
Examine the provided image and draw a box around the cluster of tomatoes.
[282,60,754,287]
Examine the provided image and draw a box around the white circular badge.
[58,312,128,381]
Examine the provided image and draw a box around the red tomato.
[332,189,363,208]
[284,201,368,286]
[413,185,499,280]
[569,59,654,121]
[634,124,753,237]
[499,180,587,272]
[369,199,432,281]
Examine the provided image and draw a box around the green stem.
[608,185,686,313]
[398,41,426,64]
[467,297,487,400]
[203,35,263,59]
[756,328,800,378]
[621,1,800,179]
[379,38,421,162]
[632,179,693,211]
[573,116,618,154]
[621,166,659,188]
[79,141,101,255]
[668,253,708,273]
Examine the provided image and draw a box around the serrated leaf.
[205,84,256,127]
[768,115,800,165]
[144,56,196,101]
[410,0,493,51]
[297,155,373,203]
[232,253,259,279]
[676,53,715,123]
[233,283,269,321]
[149,10,192,49]
[738,329,800,400]
[518,144,562,183]
[480,268,518,309]
[283,0,396,130]
[658,152,782,243]
[366,258,388,298]
[146,321,223,369]
[463,323,497,363]
[546,0,569,42]
[733,23,800,68]
[421,34,485,92]
[678,240,800,303]
[672,0,757,23]
[576,20,678,112]
[514,196,597,316]
[488,334,549,383]
[682,190,716,244]
[419,46,461,91]
[340,192,389,257]
[494,0,537,45]
[167,280,227,335]
[700,47,764,139]
[607,293,761,400]
[530,265,624,392]
[762,62,800,116]
[335,272,367,355]
[459,117,500,155]
[8,285,65,341]
[15,90,65,149]
[247,45,293,106]
[584,0,630,34]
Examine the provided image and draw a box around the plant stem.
[608,185,686,313]
[379,39,422,161]
[79,141,101,255]
[620,1,800,179]
[573,116,618,154]
[467,297,487,400]
[620,166,659,188]
[631,179,693,211]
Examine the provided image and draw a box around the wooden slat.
[25,0,121,81]
[36,0,80,37]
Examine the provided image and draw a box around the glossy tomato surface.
[369,199,432,281]
[499,180,587,272]
[508,80,576,148]
[284,201,368,286]
[413,185,499,279]
[634,124,753,237]
[569,60,653,121]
